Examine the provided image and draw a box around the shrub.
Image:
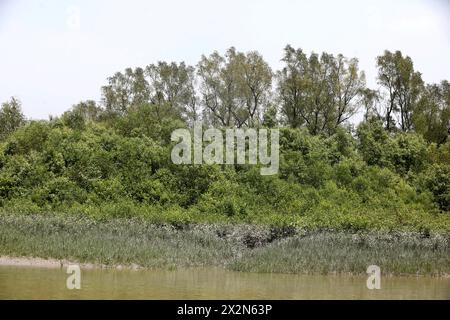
[417,164,450,211]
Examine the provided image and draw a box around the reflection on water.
[0,266,449,299]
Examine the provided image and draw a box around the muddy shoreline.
[0,256,145,270]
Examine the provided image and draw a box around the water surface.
[0,266,449,299]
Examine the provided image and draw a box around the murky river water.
[0,266,449,299]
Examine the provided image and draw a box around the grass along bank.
[0,213,449,276]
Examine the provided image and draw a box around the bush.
[417,164,450,211]
[31,177,88,206]
[0,109,447,232]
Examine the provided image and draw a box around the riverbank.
[0,256,146,271]
[0,256,104,269]
[0,213,449,276]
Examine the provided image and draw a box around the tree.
[361,88,381,121]
[197,47,272,128]
[62,100,103,129]
[0,97,25,139]
[101,67,149,116]
[413,81,450,144]
[330,54,366,130]
[145,61,198,124]
[233,50,272,127]
[376,50,424,132]
[276,46,309,129]
[101,63,198,124]
[277,45,365,135]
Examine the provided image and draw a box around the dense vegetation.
[0,46,449,234]
[1,213,449,275]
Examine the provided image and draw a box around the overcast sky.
[0,0,449,120]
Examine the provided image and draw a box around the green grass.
[230,231,450,275]
[0,213,237,269]
[0,213,449,276]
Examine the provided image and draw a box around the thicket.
[0,46,449,233]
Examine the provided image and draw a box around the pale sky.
[0,0,449,120]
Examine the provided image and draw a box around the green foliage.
[31,176,87,206]
[376,50,424,132]
[388,132,428,175]
[413,81,450,145]
[198,47,273,127]
[277,45,365,135]
[356,120,390,167]
[4,121,50,155]
[416,164,450,211]
[0,46,449,234]
[61,100,103,130]
[0,111,448,233]
[357,120,428,176]
[109,103,186,144]
[0,97,25,140]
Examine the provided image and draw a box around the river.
[0,266,449,299]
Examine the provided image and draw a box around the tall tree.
[101,67,149,115]
[233,50,272,127]
[277,45,365,135]
[0,97,25,139]
[276,46,309,129]
[376,50,423,132]
[360,88,381,121]
[101,63,197,124]
[330,54,366,130]
[197,47,272,128]
[413,80,450,144]
[145,61,198,124]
